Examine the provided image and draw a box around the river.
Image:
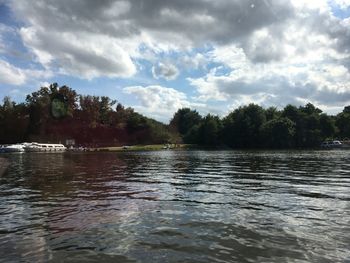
[0,150,349,262]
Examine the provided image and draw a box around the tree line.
[0,83,173,145]
[1,83,350,148]
[170,104,350,148]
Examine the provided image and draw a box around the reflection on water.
[0,151,350,262]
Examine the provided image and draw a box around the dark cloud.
[3,0,350,115]
[11,0,350,73]
[125,0,294,44]
[10,0,295,43]
[8,0,296,76]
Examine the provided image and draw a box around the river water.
[0,150,349,263]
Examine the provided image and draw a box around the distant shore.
[0,157,9,176]
[96,144,196,152]
[94,143,350,152]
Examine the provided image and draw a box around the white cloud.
[189,55,350,110]
[3,0,350,113]
[186,4,350,111]
[7,0,350,65]
[0,60,26,85]
[291,0,330,11]
[0,59,53,86]
[19,27,136,79]
[180,53,208,70]
[123,85,191,121]
[8,0,296,79]
[152,62,179,81]
[332,0,350,9]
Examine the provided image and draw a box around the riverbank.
[0,157,9,176]
[96,144,196,152]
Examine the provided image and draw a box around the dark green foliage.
[282,104,299,123]
[319,114,336,138]
[260,117,295,148]
[0,97,29,143]
[99,96,116,124]
[183,124,200,144]
[280,103,325,148]
[336,106,350,139]
[170,108,202,135]
[222,104,266,148]
[1,83,173,145]
[1,83,349,148]
[171,101,346,148]
[265,106,281,121]
[199,115,222,146]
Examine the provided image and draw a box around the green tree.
[282,103,323,147]
[170,108,202,135]
[260,117,296,148]
[26,86,51,134]
[299,103,323,147]
[336,106,350,139]
[99,96,116,124]
[319,114,336,139]
[0,97,29,143]
[265,106,281,121]
[197,114,222,146]
[55,85,78,117]
[183,124,200,144]
[79,95,100,128]
[222,104,266,148]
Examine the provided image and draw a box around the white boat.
[1,144,25,153]
[320,140,343,149]
[23,143,66,152]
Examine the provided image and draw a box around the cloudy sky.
[0,0,350,122]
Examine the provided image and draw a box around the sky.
[0,0,350,123]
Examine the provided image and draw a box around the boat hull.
[23,143,66,152]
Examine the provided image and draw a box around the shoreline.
[95,144,196,152]
[94,144,350,152]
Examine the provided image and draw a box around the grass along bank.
[96,144,196,152]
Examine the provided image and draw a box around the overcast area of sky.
[0,0,350,122]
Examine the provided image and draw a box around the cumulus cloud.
[189,58,350,109]
[3,0,350,113]
[185,1,350,110]
[7,1,350,61]
[7,0,295,78]
[8,1,350,63]
[152,62,179,80]
[0,59,53,86]
[332,0,350,9]
[123,84,223,121]
[19,27,136,79]
[180,53,208,70]
[0,60,26,85]
[123,85,191,121]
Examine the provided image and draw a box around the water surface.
[0,150,349,262]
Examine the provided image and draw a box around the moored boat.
[23,143,66,152]
[320,140,350,149]
[0,144,25,153]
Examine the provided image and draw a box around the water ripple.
[0,150,349,262]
